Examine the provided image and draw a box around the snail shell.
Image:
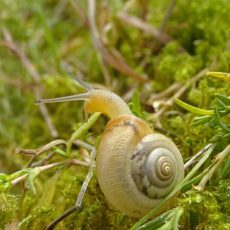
[96,114,184,217]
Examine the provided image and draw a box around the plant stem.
[67,112,101,155]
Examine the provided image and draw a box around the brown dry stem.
[87,0,148,83]
[0,28,58,138]
[151,68,208,126]
[11,159,89,186]
[160,0,176,32]
[118,12,171,45]
[197,144,230,190]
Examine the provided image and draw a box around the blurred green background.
[0,0,230,229]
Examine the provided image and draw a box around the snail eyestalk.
[67,71,94,91]
[35,93,90,105]
[35,89,132,119]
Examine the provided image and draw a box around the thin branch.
[118,11,185,52]
[152,68,208,125]
[22,139,66,157]
[1,28,58,138]
[16,139,67,167]
[67,112,101,155]
[148,82,181,103]
[69,0,88,27]
[11,161,65,185]
[197,144,230,190]
[118,12,171,45]
[160,0,176,32]
[46,142,96,229]
[31,152,56,167]
[11,159,89,186]
[184,143,213,169]
[46,206,78,230]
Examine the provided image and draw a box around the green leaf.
[37,172,61,206]
[215,94,230,107]
[130,91,142,117]
[193,115,211,125]
[129,91,148,119]
[175,98,214,115]
[27,168,41,195]
[135,209,176,230]
[207,72,230,81]
[53,146,67,158]
[213,107,230,132]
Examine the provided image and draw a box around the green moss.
[0,193,20,228]
[179,190,230,230]
[1,0,230,229]
[216,179,230,217]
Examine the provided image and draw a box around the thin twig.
[75,143,96,207]
[16,139,67,156]
[87,0,148,82]
[1,28,58,138]
[11,158,89,186]
[160,0,176,32]
[31,152,56,167]
[17,139,67,167]
[148,82,181,103]
[46,206,78,230]
[11,161,65,185]
[69,0,88,27]
[197,144,230,190]
[152,68,208,125]
[118,12,171,45]
[46,141,96,229]
[184,143,213,169]
[67,112,101,155]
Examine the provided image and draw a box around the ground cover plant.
[0,0,230,229]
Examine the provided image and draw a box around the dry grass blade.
[16,139,67,167]
[196,144,230,191]
[87,0,148,83]
[16,139,67,156]
[148,82,181,103]
[1,28,58,138]
[159,0,176,32]
[151,68,208,126]
[118,12,171,45]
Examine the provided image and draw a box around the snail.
[37,79,184,218]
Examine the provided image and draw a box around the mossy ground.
[0,0,229,229]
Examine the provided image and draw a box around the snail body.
[37,87,184,217]
[96,114,184,217]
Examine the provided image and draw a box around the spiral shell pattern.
[131,134,184,199]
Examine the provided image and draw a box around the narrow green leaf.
[130,91,142,117]
[172,208,184,230]
[67,112,101,155]
[175,98,214,115]
[37,171,61,206]
[53,146,67,158]
[193,115,211,125]
[207,71,230,81]
[27,168,41,195]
